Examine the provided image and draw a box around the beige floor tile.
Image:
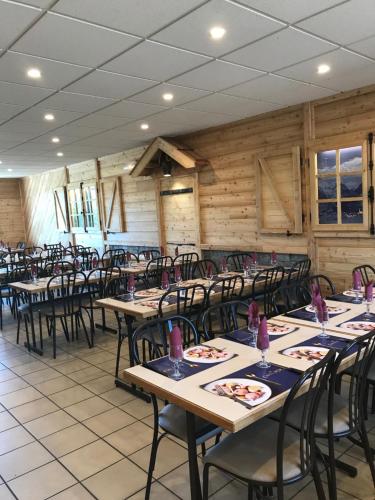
[0,369,17,383]
[8,460,77,500]
[1,353,36,368]
[67,366,106,384]
[84,407,135,437]
[65,396,114,421]
[0,425,34,455]
[0,484,16,500]
[209,480,248,499]
[49,385,94,408]
[334,453,375,498]
[22,367,62,385]
[50,483,96,499]
[97,358,130,375]
[25,410,76,439]
[82,374,115,395]
[81,351,115,365]
[105,421,154,455]
[100,387,135,406]
[128,482,179,500]
[55,359,92,375]
[60,440,122,481]
[0,441,54,481]
[34,375,77,396]
[130,437,188,479]
[0,386,43,409]
[0,378,29,395]
[83,458,148,500]
[11,359,47,376]
[0,411,18,432]
[9,397,59,423]
[120,398,154,420]
[41,423,97,457]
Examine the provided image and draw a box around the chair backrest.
[252,265,285,317]
[286,258,311,284]
[16,241,25,249]
[192,259,218,279]
[158,284,207,321]
[45,260,75,275]
[226,253,252,272]
[352,264,375,285]
[8,266,30,284]
[202,300,249,339]
[277,350,335,489]
[207,275,244,306]
[139,249,160,260]
[270,282,310,317]
[26,260,46,278]
[131,315,199,364]
[104,275,130,298]
[47,271,87,316]
[331,330,375,433]
[173,252,199,280]
[80,250,100,271]
[303,274,336,298]
[102,249,126,267]
[86,266,121,300]
[145,256,173,288]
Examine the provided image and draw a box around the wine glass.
[127,280,135,300]
[206,268,213,287]
[169,344,184,380]
[352,282,362,304]
[257,349,271,369]
[248,316,259,347]
[175,273,182,287]
[31,266,38,283]
[318,311,329,338]
[364,293,373,318]
[243,260,250,279]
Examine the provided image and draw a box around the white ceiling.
[0,0,374,177]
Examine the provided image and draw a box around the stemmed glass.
[318,310,329,338]
[175,273,182,287]
[206,268,213,287]
[31,266,38,283]
[257,348,271,369]
[127,280,135,301]
[243,260,250,280]
[169,345,184,380]
[247,316,259,347]
[364,288,373,318]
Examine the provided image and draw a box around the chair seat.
[159,404,219,443]
[203,418,302,483]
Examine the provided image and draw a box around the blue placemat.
[201,362,301,409]
[144,347,237,379]
[329,293,362,304]
[279,335,355,362]
[224,324,299,345]
[337,312,375,329]
[285,305,349,322]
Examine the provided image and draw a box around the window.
[312,144,368,230]
[67,182,100,232]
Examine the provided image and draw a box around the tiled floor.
[0,307,374,499]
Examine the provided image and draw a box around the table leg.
[186,411,202,500]
[95,308,117,333]
[24,293,43,356]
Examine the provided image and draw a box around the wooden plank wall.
[0,179,25,246]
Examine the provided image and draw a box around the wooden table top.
[8,270,101,294]
[122,326,355,433]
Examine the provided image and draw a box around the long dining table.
[120,297,371,500]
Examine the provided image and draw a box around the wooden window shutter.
[53,186,70,233]
[256,146,303,234]
[100,176,125,233]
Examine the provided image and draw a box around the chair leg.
[202,463,210,500]
[312,460,326,500]
[38,311,43,351]
[145,432,164,500]
[247,483,254,500]
[359,423,375,485]
[372,384,375,414]
[201,442,206,456]
[16,312,21,344]
[215,432,222,445]
[79,312,91,348]
[326,435,337,500]
[52,318,57,359]
[115,335,123,379]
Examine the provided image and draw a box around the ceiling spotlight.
[57,152,64,157]
[0,161,2,164]
[209,26,226,40]
[27,67,41,79]
[163,93,174,101]
[44,113,55,121]
[317,64,331,75]
[140,123,149,130]
[51,137,60,143]
[7,169,12,172]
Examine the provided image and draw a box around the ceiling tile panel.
[297,0,375,45]
[0,51,90,89]
[68,112,132,130]
[223,27,337,72]
[38,91,116,113]
[0,102,26,124]
[13,12,140,66]
[150,107,236,127]
[95,101,166,119]
[129,83,210,107]
[348,35,375,59]
[152,0,285,57]
[15,106,84,126]
[169,60,263,91]
[0,81,54,105]
[65,69,158,99]
[102,41,211,81]
[0,1,41,49]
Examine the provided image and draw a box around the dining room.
[0,1,375,499]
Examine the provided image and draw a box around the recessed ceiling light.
[0,161,2,164]
[7,169,12,172]
[317,64,331,75]
[209,26,226,40]
[162,93,174,101]
[51,137,60,143]
[140,123,149,130]
[44,113,55,121]
[56,152,64,157]
[27,68,41,79]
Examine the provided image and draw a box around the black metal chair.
[269,282,310,317]
[202,300,249,339]
[202,350,335,500]
[43,272,90,358]
[102,249,126,267]
[173,252,199,281]
[286,258,311,284]
[303,274,336,298]
[226,252,252,272]
[131,315,222,500]
[144,256,173,288]
[80,250,100,271]
[252,265,285,317]
[192,259,218,279]
[352,264,375,285]
[206,275,244,306]
[138,249,160,260]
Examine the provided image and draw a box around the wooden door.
[159,174,201,257]
[100,176,125,234]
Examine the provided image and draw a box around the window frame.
[310,141,368,232]
[67,180,101,234]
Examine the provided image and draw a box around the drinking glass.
[206,269,213,287]
[352,284,362,304]
[247,317,259,347]
[257,348,271,368]
[169,345,184,380]
[175,274,182,287]
[318,312,329,338]
[161,281,169,291]
[127,282,135,300]
[31,269,38,283]
[364,295,373,318]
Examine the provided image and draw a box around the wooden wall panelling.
[99,176,125,234]
[53,186,69,233]
[0,179,25,246]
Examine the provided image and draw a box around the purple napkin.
[243,255,251,270]
[365,281,373,301]
[257,315,269,350]
[353,270,362,290]
[126,251,131,262]
[31,264,37,275]
[175,246,179,257]
[206,263,213,277]
[174,265,181,281]
[162,270,169,289]
[92,257,98,268]
[248,301,259,328]
[169,326,183,359]
[317,299,328,323]
[251,252,257,265]
[145,251,150,260]
[127,274,135,291]
[53,263,60,275]
[271,251,277,264]
[311,289,322,308]
[220,257,227,272]
[73,258,80,270]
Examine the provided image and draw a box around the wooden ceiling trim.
[131,137,208,177]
